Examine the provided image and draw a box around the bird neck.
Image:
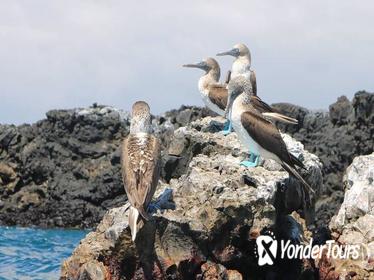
[198,69,220,92]
[231,92,248,117]
[242,91,252,104]
[231,55,251,78]
[228,76,253,100]
[234,91,252,108]
[130,116,151,134]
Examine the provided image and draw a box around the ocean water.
[0,226,88,280]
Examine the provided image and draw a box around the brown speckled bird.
[121,101,161,241]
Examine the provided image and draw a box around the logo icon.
[256,231,277,266]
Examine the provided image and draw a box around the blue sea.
[0,226,88,280]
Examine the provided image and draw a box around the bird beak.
[216,48,240,57]
[183,63,198,68]
[182,61,206,69]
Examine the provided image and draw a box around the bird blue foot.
[147,202,161,213]
[221,121,232,135]
[240,153,259,167]
[240,160,258,167]
[147,188,175,214]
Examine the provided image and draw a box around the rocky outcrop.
[61,117,323,279]
[326,153,374,278]
[273,91,374,227]
[0,91,373,230]
[0,104,213,228]
[330,153,374,230]
[0,106,129,228]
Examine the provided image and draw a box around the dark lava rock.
[329,95,353,125]
[0,105,215,228]
[273,91,374,227]
[0,92,373,229]
[0,105,130,228]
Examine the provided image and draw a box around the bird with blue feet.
[224,75,314,194]
[183,57,234,135]
[121,101,161,241]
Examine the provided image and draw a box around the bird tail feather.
[290,153,306,170]
[128,206,139,241]
[138,206,151,221]
[262,112,298,125]
[281,162,315,194]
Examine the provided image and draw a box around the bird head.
[130,101,151,133]
[217,43,250,58]
[183,57,220,74]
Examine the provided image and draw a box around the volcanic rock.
[61,116,323,279]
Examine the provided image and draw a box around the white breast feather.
[136,132,148,145]
[231,97,281,162]
[198,78,225,116]
[231,60,251,79]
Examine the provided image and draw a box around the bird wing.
[250,96,299,125]
[241,110,312,193]
[240,109,294,166]
[121,134,161,220]
[225,70,232,84]
[250,96,274,113]
[208,84,228,111]
[250,70,257,96]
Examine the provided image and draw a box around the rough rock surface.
[0,104,213,228]
[0,106,129,228]
[330,153,374,230]
[327,153,374,278]
[61,116,323,279]
[0,91,372,229]
[273,91,374,226]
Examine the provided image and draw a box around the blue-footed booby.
[183,58,297,134]
[228,76,298,125]
[218,43,297,164]
[224,83,314,194]
[183,57,233,134]
[121,101,161,241]
[217,43,256,88]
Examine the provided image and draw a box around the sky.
[0,1,373,124]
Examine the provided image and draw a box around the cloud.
[0,0,373,124]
